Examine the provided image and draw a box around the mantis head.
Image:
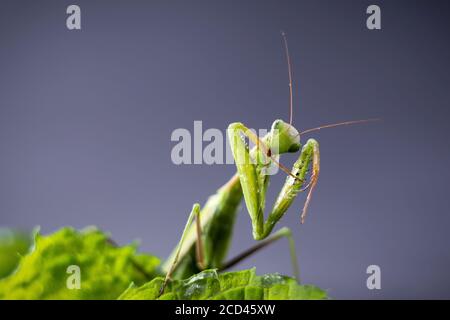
[270,119,301,154]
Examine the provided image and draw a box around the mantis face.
[269,119,301,154]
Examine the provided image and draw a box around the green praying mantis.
[160,34,377,294]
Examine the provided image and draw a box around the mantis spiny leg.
[269,138,320,229]
[195,207,205,271]
[160,203,203,295]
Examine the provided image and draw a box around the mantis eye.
[288,142,301,153]
[271,119,301,154]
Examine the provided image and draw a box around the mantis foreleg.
[228,122,320,240]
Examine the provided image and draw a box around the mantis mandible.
[160,33,377,294]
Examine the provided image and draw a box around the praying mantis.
[160,34,377,294]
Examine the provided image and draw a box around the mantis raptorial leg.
[227,122,320,240]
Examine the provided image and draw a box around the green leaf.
[118,268,327,300]
[0,229,32,279]
[0,227,161,300]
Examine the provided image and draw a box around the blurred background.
[1,0,449,299]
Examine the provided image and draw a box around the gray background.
[1,0,449,299]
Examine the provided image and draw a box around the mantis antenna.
[268,35,380,218]
[299,118,381,136]
[281,31,294,125]
[254,36,378,182]
[242,32,299,182]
